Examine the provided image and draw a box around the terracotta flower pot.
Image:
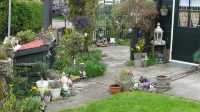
[109,84,121,94]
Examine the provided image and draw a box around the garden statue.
[79,63,87,79]
[60,75,73,96]
[152,23,166,45]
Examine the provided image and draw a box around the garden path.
[47,46,130,112]
[47,45,197,112]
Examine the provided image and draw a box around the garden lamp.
[153,23,165,45]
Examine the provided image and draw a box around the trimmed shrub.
[85,61,106,78]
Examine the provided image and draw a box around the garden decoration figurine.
[61,75,73,97]
[80,63,86,79]
[152,23,166,46]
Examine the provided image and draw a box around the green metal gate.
[172,0,200,63]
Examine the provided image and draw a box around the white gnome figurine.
[61,76,73,94]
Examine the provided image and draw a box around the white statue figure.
[60,76,73,93]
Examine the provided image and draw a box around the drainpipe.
[8,0,12,37]
[43,0,52,30]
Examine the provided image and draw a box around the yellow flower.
[9,84,14,87]
[31,86,38,91]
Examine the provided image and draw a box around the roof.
[18,39,45,51]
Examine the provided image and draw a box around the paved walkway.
[167,71,200,101]
[47,46,199,112]
[47,46,130,112]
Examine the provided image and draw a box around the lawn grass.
[60,91,200,112]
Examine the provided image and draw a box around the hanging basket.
[160,8,168,16]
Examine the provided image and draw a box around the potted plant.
[160,5,168,16]
[109,84,121,95]
[119,69,135,91]
[109,75,122,94]
[132,38,147,67]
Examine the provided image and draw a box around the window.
[179,0,200,28]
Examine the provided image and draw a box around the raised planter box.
[134,53,147,67]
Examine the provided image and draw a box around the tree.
[60,28,84,59]
[67,0,98,52]
[112,0,158,32]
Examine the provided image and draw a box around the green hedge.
[0,0,43,39]
[0,0,8,40]
[11,0,43,34]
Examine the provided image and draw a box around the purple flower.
[73,16,90,29]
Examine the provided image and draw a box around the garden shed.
[158,0,200,65]
[14,38,56,69]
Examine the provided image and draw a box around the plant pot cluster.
[109,69,135,94]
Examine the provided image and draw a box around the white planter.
[50,88,61,99]
[36,80,49,89]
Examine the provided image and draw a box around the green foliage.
[62,91,200,112]
[11,76,29,97]
[64,65,79,76]
[63,50,106,78]
[85,61,106,78]
[147,50,156,66]
[193,49,200,63]
[16,30,36,44]
[76,50,102,63]
[116,39,129,46]
[0,86,16,112]
[16,97,42,112]
[11,0,43,35]
[60,28,84,58]
[0,0,8,40]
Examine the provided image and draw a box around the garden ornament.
[80,63,87,79]
[61,76,73,90]
[152,23,166,45]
